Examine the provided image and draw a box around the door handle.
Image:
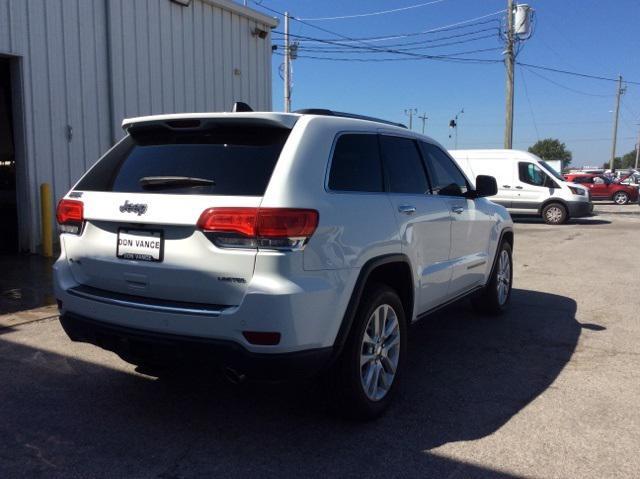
[451,206,464,214]
[398,205,416,215]
[502,185,511,188]
[515,186,523,189]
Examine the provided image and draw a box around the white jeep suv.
[54,106,514,418]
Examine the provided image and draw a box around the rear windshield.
[76,124,291,196]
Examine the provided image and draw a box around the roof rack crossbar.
[294,109,407,129]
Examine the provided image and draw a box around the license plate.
[117,229,163,262]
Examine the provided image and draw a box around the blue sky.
[253,0,640,167]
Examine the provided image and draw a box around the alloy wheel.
[614,192,628,205]
[360,304,401,401]
[496,249,511,305]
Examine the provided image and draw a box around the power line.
[257,1,640,87]
[282,19,501,45]
[621,99,639,121]
[297,0,448,21]
[521,66,613,97]
[280,19,501,45]
[618,103,638,133]
[271,30,502,62]
[273,48,503,63]
[272,26,500,50]
[288,33,499,54]
[519,67,540,141]
[517,62,640,86]
[253,1,504,45]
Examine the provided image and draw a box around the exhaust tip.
[223,367,246,385]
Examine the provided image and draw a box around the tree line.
[527,138,637,171]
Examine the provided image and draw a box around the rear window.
[379,135,429,194]
[328,134,383,192]
[76,125,290,196]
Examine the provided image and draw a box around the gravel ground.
[1,203,639,478]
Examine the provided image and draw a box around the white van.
[449,149,592,224]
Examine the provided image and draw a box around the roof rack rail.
[294,108,407,129]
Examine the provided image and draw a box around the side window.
[420,142,469,196]
[519,162,547,187]
[328,134,383,192]
[379,136,429,194]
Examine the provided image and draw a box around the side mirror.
[474,175,498,197]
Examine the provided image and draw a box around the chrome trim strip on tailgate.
[67,285,228,317]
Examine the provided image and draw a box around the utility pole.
[404,108,417,130]
[418,113,428,134]
[635,125,640,170]
[609,75,625,172]
[283,11,291,112]
[503,0,515,149]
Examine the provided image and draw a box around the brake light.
[197,207,258,236]
[197,207,319,250]
[56,199,84,234]
[257,208,319,237]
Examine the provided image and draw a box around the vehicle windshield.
[539,161,565,182]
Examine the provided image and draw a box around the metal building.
[0,0,276,253]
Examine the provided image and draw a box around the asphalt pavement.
[1,203,639,478]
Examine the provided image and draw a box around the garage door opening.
[0,58,17,253]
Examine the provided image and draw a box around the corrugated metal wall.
[106,0,274,139]
[0,0,275,252]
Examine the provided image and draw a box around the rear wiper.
[139,176,215,189]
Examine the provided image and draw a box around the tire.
[612,191,629,205]
[472,241,513,315]
[541,202,568,225]
[331,283,407,420]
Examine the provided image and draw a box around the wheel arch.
[486,227,514,286]
[330,254,414,362]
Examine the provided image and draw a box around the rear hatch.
[60,117,294,306]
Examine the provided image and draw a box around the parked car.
[53,106,514,419]
[449,149,592,224]
[563,173,638,205]
[619,171,640,186]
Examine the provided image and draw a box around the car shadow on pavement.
[0,288,579,478]
[511,216,611,225]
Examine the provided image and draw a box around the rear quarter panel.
[261,116,400,273]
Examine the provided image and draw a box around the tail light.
[56,199,84,235]
[197,207,319,250]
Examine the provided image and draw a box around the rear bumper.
[53,250,354,354]
[567,200,594,218]
[59,312,333,379]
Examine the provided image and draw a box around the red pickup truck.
[563,174,638,205]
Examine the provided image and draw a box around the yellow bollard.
[40,183,53,257]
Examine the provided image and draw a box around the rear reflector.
[197,207,319,250]
[242,331,281,345]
